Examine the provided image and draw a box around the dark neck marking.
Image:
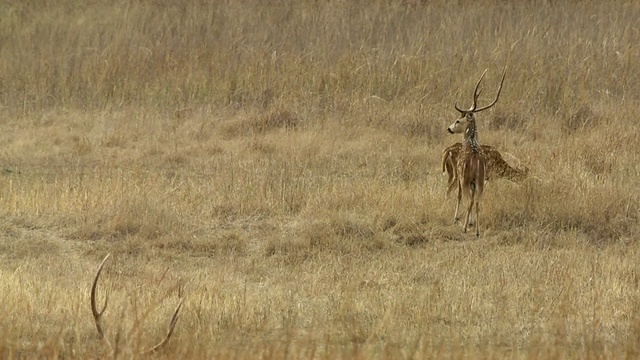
[464,116,480,151]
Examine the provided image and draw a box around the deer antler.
[91,253,111,340]
[143,299,184,353]
[454,68,506,114]
[470,70,487,112]
[90,253,183,353]
[454,101,467,115]
[473,67,506,113]
[455,69,486,114]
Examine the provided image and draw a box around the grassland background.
[0,0,639,358]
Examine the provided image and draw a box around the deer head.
[447,68,506,135]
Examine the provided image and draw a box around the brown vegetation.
[0,0,639,358]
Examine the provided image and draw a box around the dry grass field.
[1,0,639,358]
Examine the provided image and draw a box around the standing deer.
[447,69,505,236]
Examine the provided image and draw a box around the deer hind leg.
[466,180,476,228]
[464,185,476,233]
[447,181,457,197]
[453,181,462,223]
[447,169,457,196]
[474,184,484,237]
[474,200,480,237]
[474,162,485,237]
[443,152,457,196]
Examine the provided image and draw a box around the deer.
[447,69,505,236]
[441,142,529,196]
[91,253,183,354]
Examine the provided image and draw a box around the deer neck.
[464,118,481,152]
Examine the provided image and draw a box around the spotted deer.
[447,69,505,236]
[441,142,528,196]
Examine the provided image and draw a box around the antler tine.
[470,69,487,112]
[143,299,184,353]
[473,67,506,113]
[91,253,111,340]
[454,102,466,114]
[473,88,483,109]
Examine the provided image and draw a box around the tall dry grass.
[0,0,639,358]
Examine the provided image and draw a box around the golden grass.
[1,0,640,358]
